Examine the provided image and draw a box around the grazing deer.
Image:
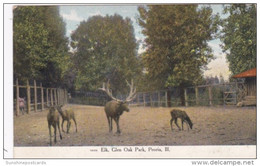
[47,107,62,146]
[170,109,193,131]
[57,105,78,133]
[99,79,136,134]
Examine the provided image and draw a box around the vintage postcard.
[3,1,257,161]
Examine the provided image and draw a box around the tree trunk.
[167,90,171,107]
[180,85,185,106]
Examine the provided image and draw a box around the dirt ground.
[14,104,256,146]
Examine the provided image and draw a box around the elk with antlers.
[99,79,136,134]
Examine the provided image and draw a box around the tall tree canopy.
[138,5,219,90]
[13,6,70,87]
[220,4,256,75]
[71,14,141,94]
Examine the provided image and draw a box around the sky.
[59,4,231,80]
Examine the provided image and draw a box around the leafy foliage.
[138,5,219,89]
[13,6,70,87]
[71,14,141,94]
[220,4,256,75]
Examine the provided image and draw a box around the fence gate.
[236,83,247,102]
[223,82,245,105]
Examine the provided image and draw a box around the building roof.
[232,68,256,78]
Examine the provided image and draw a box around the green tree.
[71,14,141,94]
[138,5,219,105]
[220,4,256,75]
[13,6,70,87]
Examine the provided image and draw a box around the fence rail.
[69,82,245,107]
[14,79,68,116]
[130,82,244,107]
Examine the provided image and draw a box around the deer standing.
[47,107,62,146]
[57,105,78,133]
[99,80,136,134]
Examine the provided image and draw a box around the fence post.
[235,81,238,104]
[26,80,31,114]
[63,89,65,105]
[60,89,62,105]
[137,93,140,106]
[62,89,64,105]
[158,91,160,107]
[60,89,63,105]
[208,86,212,106]
[61,89,64,105]
[63,89,67,105]
[195,87,199,105]
[65,89,68,104]
[40,83,44,111]
[34,80,37,112]
[184,88,189,107]
[46,88,49,107]
[150,92,153,107]
[50,89,53,106]
[16,78,19,116]
[57,88,60,105]
[165,91,168,107]
[143,93,146,107]
[223,84,226,106]
[54,88,57,106]
[59,89,62,105]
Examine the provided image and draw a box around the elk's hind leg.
[57,121,62,140]
[61,119,65,132]
[48,122,52,146]
[67,120,71,133]
[54,125,57,143]
[106,115,112,133]
[170,118,174,131]
[72,117,77,132]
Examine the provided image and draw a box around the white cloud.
[89,11,104,17]
[208,42,220,52]
[138,46,146,54]
[208,41,223,58]
[136,36,146,54]
[67,29,73,35]
[204,39,231,80]
[61,10,83,22]
[204,54,231,81]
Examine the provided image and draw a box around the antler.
[125,79,136,102]
[98,80,123,102]
[99,79,136,103]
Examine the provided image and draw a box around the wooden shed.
[232,68,256,106]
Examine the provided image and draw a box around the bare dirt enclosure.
[14,104,256,146]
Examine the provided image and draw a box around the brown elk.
[47,107,62,146]
[99,80,136,134]
[57,105,78,133]
[170,109,193,132]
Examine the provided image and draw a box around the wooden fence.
[129,90,169,107]
[184,82,239,106]
[69,82,245,107]
[14,79,68,116]
[129,82,245,107]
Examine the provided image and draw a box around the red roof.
[232,68,256,78]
